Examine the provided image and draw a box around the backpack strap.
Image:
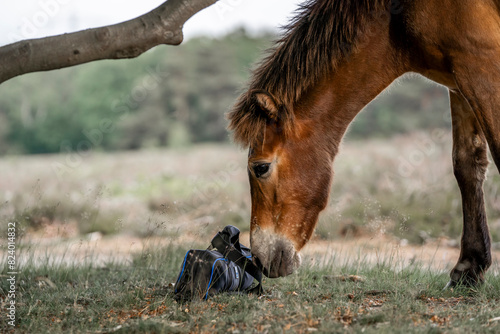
[211,232,263,295]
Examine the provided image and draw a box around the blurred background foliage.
[0,28,450,155]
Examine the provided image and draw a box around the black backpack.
[173,225,263,301]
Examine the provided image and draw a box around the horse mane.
[228,0,388,147]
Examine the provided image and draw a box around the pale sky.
[0,0,302,46]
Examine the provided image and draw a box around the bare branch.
[0,0,218,84]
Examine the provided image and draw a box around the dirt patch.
[301,236,466,272]
[12,228,207,267]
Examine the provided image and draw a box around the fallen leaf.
[35,276,57,289]
[365,290,392,296]
[168,321,184,327]
[323,275,366,283]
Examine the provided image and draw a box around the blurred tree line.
[0,29,450,155]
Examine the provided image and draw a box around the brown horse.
[228,0,500,286]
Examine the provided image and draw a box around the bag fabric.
[173,225,262,301]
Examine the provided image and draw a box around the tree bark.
[0,0,218,85]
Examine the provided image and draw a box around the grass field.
[2,133,500,332]
[2,243,500,333]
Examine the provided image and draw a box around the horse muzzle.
[251,227,302,278]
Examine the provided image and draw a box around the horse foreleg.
[448,90,491,286]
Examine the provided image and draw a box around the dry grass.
[2,132,500,245]
[0,144,250,240]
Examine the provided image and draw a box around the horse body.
[229,0,500,285]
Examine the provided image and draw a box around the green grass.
[3,244,500,333]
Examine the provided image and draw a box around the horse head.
[229,89,334,277]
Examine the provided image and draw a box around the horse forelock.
[227,92,295,148]
[228,0,388,147]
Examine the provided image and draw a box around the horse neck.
[295,25,407,157]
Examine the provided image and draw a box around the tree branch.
[0,0,218,85]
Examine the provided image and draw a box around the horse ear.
[253,91,279,121]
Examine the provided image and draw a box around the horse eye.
[253,163,271,178]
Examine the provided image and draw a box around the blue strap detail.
[174,251,190,293]
[204,258,228,300]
